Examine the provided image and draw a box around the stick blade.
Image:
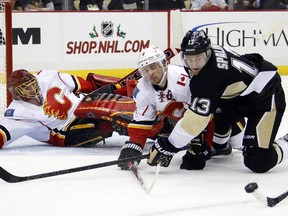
[267,191,288,207]
[0,166,23,183]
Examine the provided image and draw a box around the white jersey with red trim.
[0,70,90,148]
[128,64,191,147]
[133,64,190,121]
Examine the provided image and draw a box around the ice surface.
[0,76,288,216]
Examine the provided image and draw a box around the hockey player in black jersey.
[147,29,288,173]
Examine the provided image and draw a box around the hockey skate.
[210,143,232,156]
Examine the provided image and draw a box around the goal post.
[0,1,13,114]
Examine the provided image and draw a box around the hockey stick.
[94,47,180,93]
[0,143,190,183]
[128,162,160,194]
[123,10,183,193]
[129,143,190,194]
[245,182,288,207]
[116,47,181,90]
[128,142,190,194]
[0,154,149,183]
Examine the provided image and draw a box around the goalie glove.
[147,136,179,167]
[117,141,143,170]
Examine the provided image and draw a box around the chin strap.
[156,66,168,88]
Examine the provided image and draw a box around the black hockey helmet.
[181,30,211,55]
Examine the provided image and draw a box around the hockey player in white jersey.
[117,45,244,170]
[0,69,113,149]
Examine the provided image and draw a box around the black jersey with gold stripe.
[188,45,279,117]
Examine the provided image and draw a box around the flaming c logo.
[43,87,72,120]
[161,101,185,120]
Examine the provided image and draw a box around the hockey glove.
[180,134,211,170]
[117,141,143,170]
[147,136,179,167]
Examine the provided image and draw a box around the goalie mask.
[8,69,43,106]
[181,30,211,76]
[138,45,168,86]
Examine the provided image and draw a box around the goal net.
[0,2,12,115]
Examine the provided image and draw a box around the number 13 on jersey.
[189,97,211,116]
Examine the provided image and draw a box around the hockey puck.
[245,182,258,193]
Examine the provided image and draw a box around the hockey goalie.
[0,68,167,149]
[0,69,112,149]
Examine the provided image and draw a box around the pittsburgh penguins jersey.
[169,45,280,147]
[128,64,191,147]
[0,70,94,148]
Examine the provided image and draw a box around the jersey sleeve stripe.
[0,125,11,148]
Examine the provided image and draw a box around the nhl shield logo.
[101,21,114,38]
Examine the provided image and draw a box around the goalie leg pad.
[65,119,113,147]
[74,93,136,119]
[112,113,133,136]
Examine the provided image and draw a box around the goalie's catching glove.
[117,141,143,170]
[147,136,179,167]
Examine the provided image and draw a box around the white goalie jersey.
[0,70,94,148]
[128,64,191,147]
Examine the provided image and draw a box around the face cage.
[15,78,41,100]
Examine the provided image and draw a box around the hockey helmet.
[138,45,167,70]
[181,30,211,55]
[8,69,43,106]
[138,45,168,86]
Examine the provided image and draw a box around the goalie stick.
[0,154,149,183]
[94,47,180,93]
[0,144,190,183]
[117,47,180,89]
[245,182,288,207]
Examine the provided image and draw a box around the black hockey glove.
[117,141,143,170]
[147,136,179,167]
[180,134,211,170]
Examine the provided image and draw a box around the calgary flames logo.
[161,101,186,120]
[43,87,72,120]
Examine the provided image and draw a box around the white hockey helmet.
[138,45,167,70]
